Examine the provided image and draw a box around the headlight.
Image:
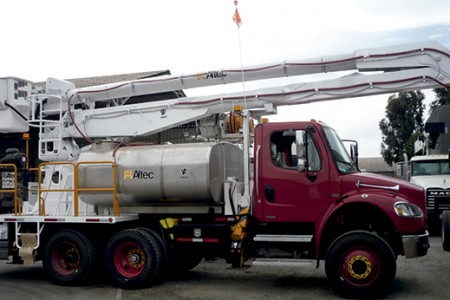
[394,202,423,217]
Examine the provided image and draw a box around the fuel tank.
[77,142,244,206]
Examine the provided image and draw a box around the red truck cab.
[251,120,428,297]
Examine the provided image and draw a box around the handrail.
[37,160,119,217]
[27,94,66,160]
[38,162,76,216]
[76,161,119,217]
[254,145,261,201]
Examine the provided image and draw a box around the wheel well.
[319,203,401,259]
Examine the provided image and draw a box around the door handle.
[264,185,275,203]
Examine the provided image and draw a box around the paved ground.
[0,236,449,299]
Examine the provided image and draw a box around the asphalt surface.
[0,236,449,300]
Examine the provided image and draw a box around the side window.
[271,131,296,168]
[270,130,321,171]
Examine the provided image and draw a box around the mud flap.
[19,233,37,265]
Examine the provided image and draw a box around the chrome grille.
[426,188,450,212]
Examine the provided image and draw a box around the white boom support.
[14,41,450,160]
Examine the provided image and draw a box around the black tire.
[325,231,396,299]
[43,229,96,286]
[104,228,161,289]
[442,211,450,251]
[137,227,169,277]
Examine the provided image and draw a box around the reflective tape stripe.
[176,238,219,243]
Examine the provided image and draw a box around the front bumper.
[402,231,429,258]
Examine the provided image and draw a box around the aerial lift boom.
[1,41,448,161]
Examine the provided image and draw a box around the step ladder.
[15,222,44,265]
[252,234,314,267]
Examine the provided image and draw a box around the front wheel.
[325,231,396,299]
[442,210,450,251]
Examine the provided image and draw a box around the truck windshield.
[411,160,450,176]
[323,126,357,174]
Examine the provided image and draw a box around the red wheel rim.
[51,242,80,275]
[339,246,380,286]
[113,242,146,278]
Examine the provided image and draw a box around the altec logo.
[197,71,227,80]
[123,170,154,180]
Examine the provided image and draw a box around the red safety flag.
[232,1,242,28]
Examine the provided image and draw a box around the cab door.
[255,126,332,222]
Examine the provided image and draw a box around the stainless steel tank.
[77,142,244,206]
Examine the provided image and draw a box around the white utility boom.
[2,41,450,161]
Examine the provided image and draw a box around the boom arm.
[62,41,450,104]
[25,41,450,160]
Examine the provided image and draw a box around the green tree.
[379,91,425,166]
[429,87,450,114]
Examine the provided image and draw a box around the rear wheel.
[325,231,396,299]
[104,229,161,288]
[43,229,96,286]
[137,227,169,276]
[442,210,450,251]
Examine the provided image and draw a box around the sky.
[1,0,450,157]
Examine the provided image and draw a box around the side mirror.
[350,144,358,169]
[296,130,306,172]
[342,139,358,169]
